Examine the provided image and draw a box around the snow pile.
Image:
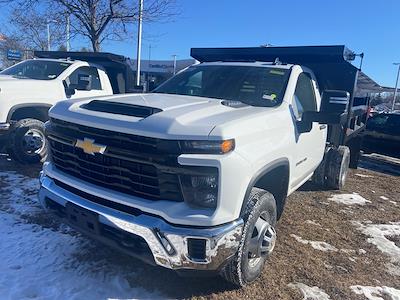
[380,196,389,200]
[290,234,338,252]
[288,283,331,300]
[350,285,400,300]
[0,171,161,300]
[328,193,371,205]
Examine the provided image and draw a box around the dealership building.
[128,58,196,90]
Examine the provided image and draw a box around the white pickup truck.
[39,46,369,286]
[0,51,135,163]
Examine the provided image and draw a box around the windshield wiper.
[12,75,30,79]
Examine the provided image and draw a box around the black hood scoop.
[221,100,248,108]
[81,100,162,118]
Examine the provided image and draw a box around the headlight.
[180,139,235,154]
[180,167,219,208]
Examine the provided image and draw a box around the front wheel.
[8,118,48,164]
[221,188,277,286]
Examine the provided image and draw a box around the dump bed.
[34,51,136,94]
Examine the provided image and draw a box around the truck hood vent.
[81,100,162,118]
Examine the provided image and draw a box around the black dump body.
[191,46,370,149]
[34,51,136,94]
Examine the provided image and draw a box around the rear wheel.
[348,137,362,169]
[221,188,277,286]
[325,146,350,190]
[8,118,47,164]
[311,149,329,187]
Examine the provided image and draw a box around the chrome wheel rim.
[22,129,45,155]
[247,212,276,268]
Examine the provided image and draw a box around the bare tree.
[0,34,26,68]
[9,9,66,50]
[2,0,177,52]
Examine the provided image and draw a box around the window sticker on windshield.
[262,93,277,100]
[269,70,285,76]
[48,75,57,79]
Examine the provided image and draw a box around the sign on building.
[7,49,22,61]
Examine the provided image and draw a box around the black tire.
[348,137,362,169]
[311,149,330,187]
[8,118,48,164]
[325,146,350,190]
[221,188,277,287]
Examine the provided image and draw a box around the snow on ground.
[355,173,374,178]
[290,234,338,252]
[0,171,161,300]
[350,285,400,300]
[305,220,321,227]
[354,222,400,260]
[354,221,400,277]
[328,193,371,205]
[288,283,331,300]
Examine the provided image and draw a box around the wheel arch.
[241,158,290,219]
[7,103,52,123]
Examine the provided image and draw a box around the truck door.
[291,72,326,185]
[65,66,110,99]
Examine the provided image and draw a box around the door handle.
[319,124,327,130]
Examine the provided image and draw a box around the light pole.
[47,19,58,51]
[172,54,177,75]
[392,63,400,111]
[66,15,71,51]
[135,0,143,87]
[47,23,51,51]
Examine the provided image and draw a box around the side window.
[292,73,317,119]
[67,66,102,90]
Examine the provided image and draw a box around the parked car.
[39,45,369,286]
[362,112,400,158]
[0,51,136,163]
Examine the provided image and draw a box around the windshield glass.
[154,65,291,107]
[0,60,71,80]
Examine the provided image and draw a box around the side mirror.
[296,118,313,133]
[65,87,76,97]
[63,80,76,97]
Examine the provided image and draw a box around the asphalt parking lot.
[0,154,399,300]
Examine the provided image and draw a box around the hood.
[49,93,265,139]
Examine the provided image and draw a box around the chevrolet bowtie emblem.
[75,138,107,155]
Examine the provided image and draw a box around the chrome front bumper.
[39,174,243,271]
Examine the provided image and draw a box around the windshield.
[154,65,291,107]
[0,60,71,80]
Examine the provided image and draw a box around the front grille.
[47,118,184,202]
